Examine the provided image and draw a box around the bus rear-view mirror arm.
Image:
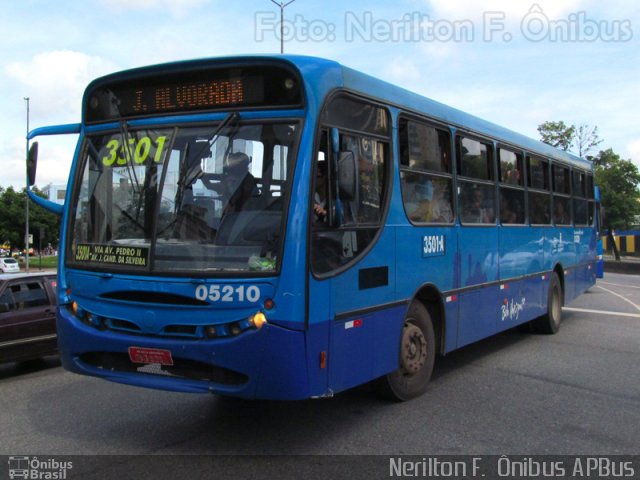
[25,142,64,216]
[26,123,81,216]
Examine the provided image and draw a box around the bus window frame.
[526,154,552,226]
[552,162,573,226]
[310,91,393,279]
[455,133,497,226]
[497,144,527,226]
[398,114,455,227]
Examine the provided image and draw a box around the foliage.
[594,149,640,230]
[537,121,575,151]
[0,186,60,252]
[537,121,602,158]
[574,124,604,158]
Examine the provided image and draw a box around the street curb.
[604,260,640,275]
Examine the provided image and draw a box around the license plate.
[128,347,174,366]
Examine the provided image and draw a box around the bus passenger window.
[553,196,572,225]
[530,191,551,224]
[400,121,450,173]
[500,188,525,224]
[574,199,588,225]
[399,119,454,225]
[499,149,523,186]
[457,137,493,181]
[460,182,496,224]
[402,173,453,224]
[527,156,551,225]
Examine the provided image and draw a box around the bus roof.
[87,54,591,171]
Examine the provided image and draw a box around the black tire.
[533,272,562,334]
[374,301,436,401]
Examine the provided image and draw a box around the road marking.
[595,285,640,312]
[599,281,640,290]
[563,307,640,318]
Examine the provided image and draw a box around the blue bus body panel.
[329,304,406,394]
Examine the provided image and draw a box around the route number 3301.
[195,284,261,303]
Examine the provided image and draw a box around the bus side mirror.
[337,151,357,201]
[27,142,39,187]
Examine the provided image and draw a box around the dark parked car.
[0,272,57,363]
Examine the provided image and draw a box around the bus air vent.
[100,291,208,306]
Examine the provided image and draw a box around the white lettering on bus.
[423,235,446,257]
[195,285,261,303]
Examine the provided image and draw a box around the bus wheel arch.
[414,285,445,355]
[374,288,441,401]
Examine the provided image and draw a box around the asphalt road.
[1,273,639,478]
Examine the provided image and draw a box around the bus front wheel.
[374,301,435,401]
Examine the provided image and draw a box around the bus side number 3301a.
[195,285,261,303]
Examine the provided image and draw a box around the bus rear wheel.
[374,301,435,401]
[533,272,562,334]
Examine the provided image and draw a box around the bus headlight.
[249,312,267,329]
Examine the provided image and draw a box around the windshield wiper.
[197,111,240,160]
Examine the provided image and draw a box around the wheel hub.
[401,323,428,375]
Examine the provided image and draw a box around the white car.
[0,258,20,273]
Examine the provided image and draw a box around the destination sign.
[84,64,303,123]
[75,244,149,268]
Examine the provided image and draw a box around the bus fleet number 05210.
[195,284,261,303]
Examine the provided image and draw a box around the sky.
[1,0,639,189]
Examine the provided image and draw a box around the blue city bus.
[26,55,603,400]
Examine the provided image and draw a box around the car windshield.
[68,121,299,274]
[3,259,17,264]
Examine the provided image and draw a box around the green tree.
[0,186,60,253]
[594,149,640,260]
[594,148,640,231]
[537,121,602,158]
[574,124,603,158]
[537,121,575,151]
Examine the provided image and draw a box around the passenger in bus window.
[554,200,570,225]
[501,196,518,224]
[409,178,453,223]
[464,185,494,224]
[429,179,453,223]
[504,166,522,185]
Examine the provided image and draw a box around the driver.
[221,152,258,213]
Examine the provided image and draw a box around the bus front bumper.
[56,306,314,400]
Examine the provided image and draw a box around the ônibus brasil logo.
[8,456,73,480]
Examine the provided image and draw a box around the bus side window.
[527,156,551,225]
[499,148,525,225]
[457,136,496,225]
[399,119,454,225]
[459,182,496,224]
[552,164,572,225]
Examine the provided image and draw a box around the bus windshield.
[68,120,299,274]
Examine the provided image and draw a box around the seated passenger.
[210,152,259,214]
